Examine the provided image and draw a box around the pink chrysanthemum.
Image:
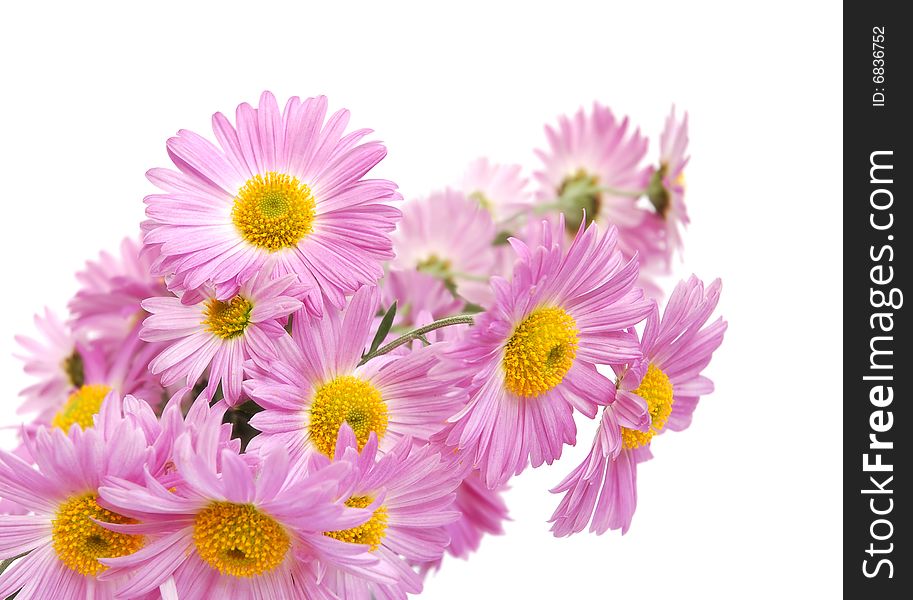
[141,273,302,405]
[444,218,653,488]
[318,426,461,599]
[550,276,726,535]
[646,106,691,255]
[143,91,401,316]
[460,158,532,224]
[15,311,163,435]
[69,236,168,347]
[97,430,386,599]
[14,309,83,416]
[244,285,465,459]
[389,189,498,306]
[533,103,672,271]
[0,395,158,599]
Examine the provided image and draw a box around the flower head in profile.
[390,189,498,306]
[534,103,670,275]
[318,426,461,599]
[445,218,653,488]
[646,106,691,257]
[97,424,384,599]
[14,309,83,417]
[0,394,154,599]
[549,276,726,535]
[141,272,302,405]
[244,285,465,459]
[143,91,401,316]
[460,158,532,224]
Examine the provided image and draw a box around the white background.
[0,1,842,598]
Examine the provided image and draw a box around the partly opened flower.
[445,218,653,488]
[143,90,401,316]
[141,273,302,405]
[97,432,383,600]
[0,396,153,599]
[550,276,726,535]
[389,189,498,306]
[319,426,462,599]
[244,285,465,459]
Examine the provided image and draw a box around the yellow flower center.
[203,296,253,339]
[232,171,316,251]
[309,376,388,457]
[193,502,290,578]
[62,350,85,388]
[323,496,389,551]
[621,364,674,449]
[52,384,112,431]
[502,307,579,398]
[52,494,143,576]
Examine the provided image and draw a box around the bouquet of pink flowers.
[0,92,726,599]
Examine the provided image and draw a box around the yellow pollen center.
[323,496,389,551]
[621,364,675,449]
[52,384,112,430]
[502,307,579,398]
[203,296,253,339]
[193,502,290,578]
[232,171,316,251]
[52,494,143,576]
[309,376,388,457]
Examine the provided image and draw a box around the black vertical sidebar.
[844,2,908,596]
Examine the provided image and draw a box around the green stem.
[358,315,475,365]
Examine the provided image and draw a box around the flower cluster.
[2,92,726,598]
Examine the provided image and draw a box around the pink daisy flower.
[647,106,691,255]
[15,314,163,438]
[0,396,156,599]
[389,189,498,306]
[444,218,653,488]
[143,90,401,316]
[244,285,465,459]
[14,309,83,417]
[460,158,532,224]
[318,426,462,599]
[533,103,673,273]
[549,276,726,535]
[97,432,386,600]
[69,236,168,347]
[141,272,303,405]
